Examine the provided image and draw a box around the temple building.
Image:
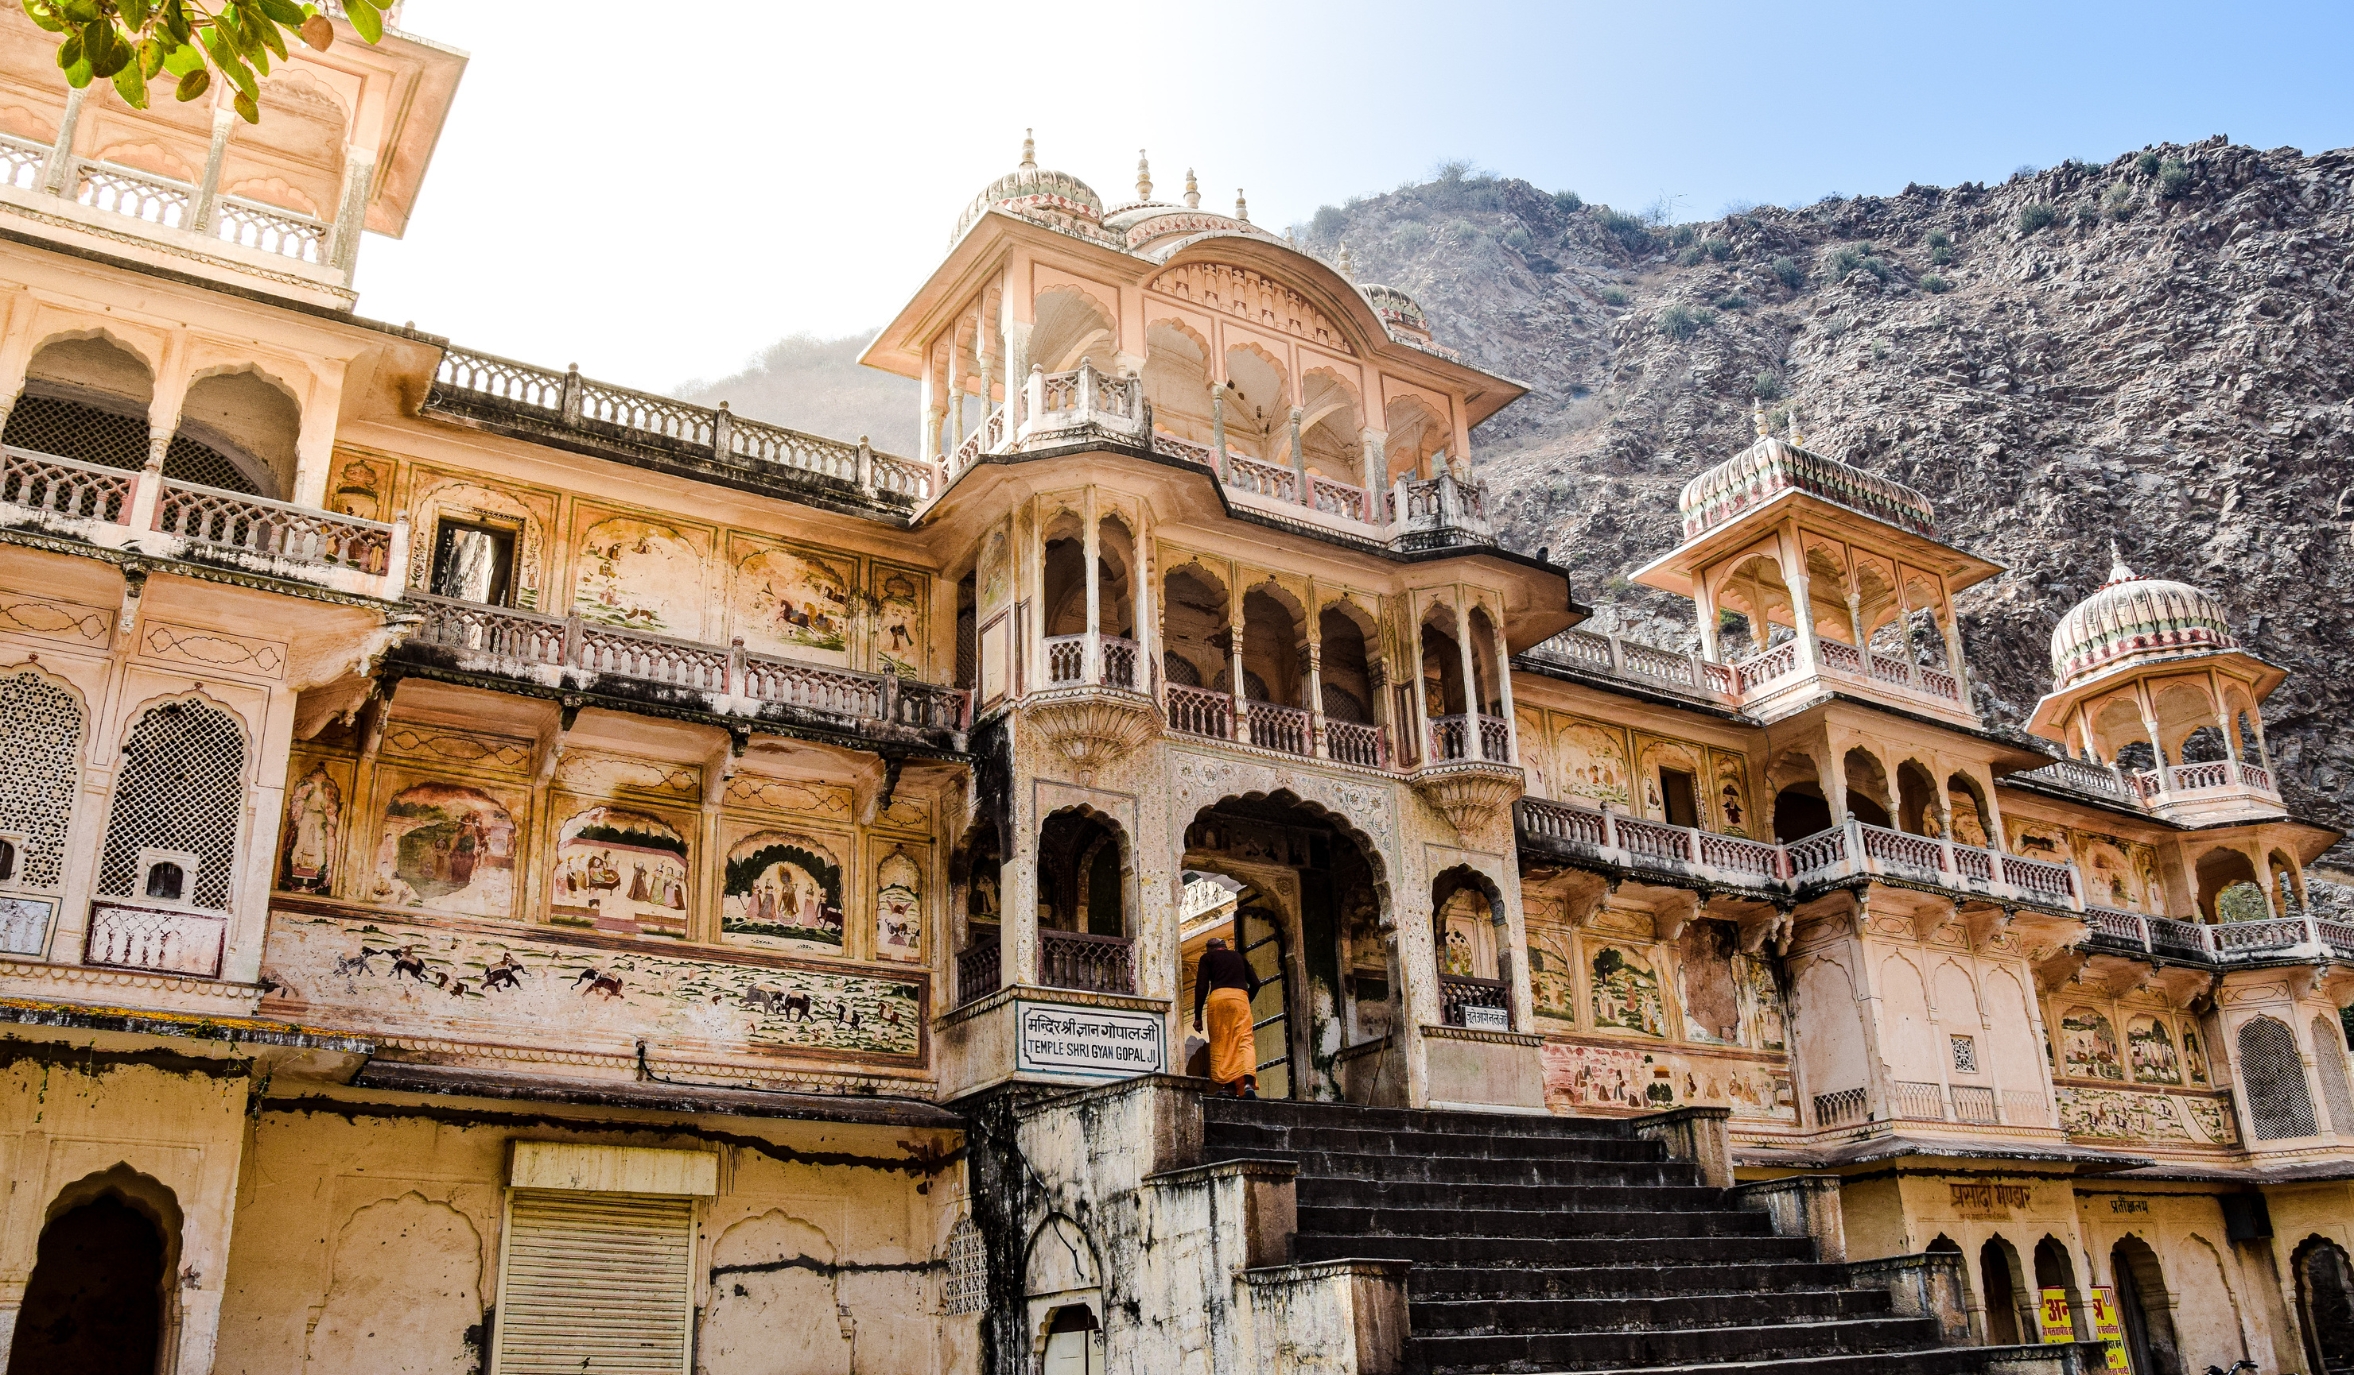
[0,8,2345,1373]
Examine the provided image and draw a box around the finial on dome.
[1787,407,1805,449]
[1135,150,1152,202]
[2107,539,2135,583]
[1020,130,1036,172]
[1184,168,1200,210]
[1337,242,1355,281]
[1753,401,1767,438]
[1235,189,1249,223]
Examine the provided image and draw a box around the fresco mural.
[723,830,846,953]
[1711,750,1750,837]
[2006,818,2070,864]
[1438,888,1490,977]
[1557,720,1632,809]
[1677,921,1742,1046]
[1539,1041,1796,1121]
[575,515,705,635]
[1636,738,1705,822]
[871,563,926,677]
[2126,1013,2183,1084]
[369,781,519,918]
[1739,956,1787,1051]
[2057,1088,2235,1145]
[978,525,1010,612]
[1526,921,1577,1022]
[874,846,923,961]
[2182,1027,2211,1085]
[280,760,343,894]
[2079,839,2141,911]
[261,913,922,1058]
[2060,1006,2124,1081]
[1949,790,1991,849]
[549,806,690,939]
[734,544,853,662]
[1590,944,1667,1037]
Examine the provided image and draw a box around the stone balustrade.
[0,443,407,599]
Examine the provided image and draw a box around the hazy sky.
[354,1,2354,395]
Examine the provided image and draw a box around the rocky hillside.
[1293,139,2354,868]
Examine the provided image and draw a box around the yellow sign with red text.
[2037,1288,2075,1344]
[2090,1287,2132,1370]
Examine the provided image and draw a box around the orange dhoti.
[1205,986,1254,1086]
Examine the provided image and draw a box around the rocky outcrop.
[1295,141,2354,861]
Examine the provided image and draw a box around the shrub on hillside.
[1922,274,1951,294]
[1752,370,1784,401]
[1593,207,1653,253]
[1310,205,1346,239]
[1598,285,1629,307]
[2135,150,2162,177]
[2158,157,2192,198]
[2103,183,2139,221]
[1702,237,1733,262]
[2017,202,2057,233]
[1657,303,1703,340]
[1552,189,1583,213]
[1503,225,1531,249]
[1770,255,1804,289]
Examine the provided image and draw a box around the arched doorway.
[2294,1235,2354,1375]
[1036,809,1132,994]
[2034,1235,2083,1340]
[2111,1236,2184,1375]
[8,1178,175,1375]
[1980,1235,2025,1344]
[1433,865,1511,1029]
[1181,792,1388,1101]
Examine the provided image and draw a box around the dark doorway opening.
[8,1193,166,1375]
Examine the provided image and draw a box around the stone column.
[1453,593,1481,759]
[1491,600,1521,765]
[1937,576,1972,691]
[917,351,939,467]
[1227,582,1248,743]
[1289,406,1308,506]
[1211,382,1228,481]
[1081,489,1102,684]
[1131,513,1154,694]
[40,85,84,196]
[188,104,235,234]
[1359,428,1387,511]
[327,146,376,279]
[1693,572,1722,663]
[1304,616,1327,759]
[1776,523,1821,673]
[1407,612,1433,767]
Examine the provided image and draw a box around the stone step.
[1296,1177,1727,1214]
[1206,1122,1670,1162]
[1293,1231,1821,1268]
[1410,1315,1947,1374]
[1410,1287,1893,1337]
[1497,1346,2037,1375]
[1298,1202,1778,1240]
[1408,1261,1858,1301]
[1202,1098,1636,1140]
[1282,1150,1703,1189]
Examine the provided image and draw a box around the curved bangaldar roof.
[1676,427,1938,542]
[951,131,1107,246]
[2048,550,2237,692]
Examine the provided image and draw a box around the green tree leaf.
[58,0,96,21]
[254,11,288,62]
[341,0,382,44]
[121,0,152,26]
[20,2,66,36]
[137,36,166,79]
[197,24,257,98]
[232,89,258,124]
[111,61,149,109]
[62,51,91,88]
[54,28,80,68]
[255,0,303,22]
[172,65,208,101]
[162,38,204,76]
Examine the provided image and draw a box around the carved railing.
[1733,641,1800,693]
[1224,452,1299,503]
[2168,760,2231,792]
[1044,633,1140,690]
[76,161,190,228]
[214,195,326,263]
[1246,700,1316,756]
[1999,852,2076,906]
[1697,830,1787,883]
[1813,1087,1868,1128]
[2001,1089,2052,1127]
[1950,1085,1999,1125]
[1038,928,1133,994]
[1325,719,1385,769]
[1439,974,1511,1029]
[1164,683,1233,740]
[1891,1079,1949,1122]
[2237,761,2274,793]
[1099,636,1138,691]
[957,926,1001,1007]
[1310,476,1370,522]
[1045,634,1087,686]
[0,132,44,190]
[1023,361,1143,440]
[2214,918,2315,958]
[154,480,395,574]
[85,901,227,979]
[1516,798,1789,886]
[0,445,131,521]
[2015,757,2132,802]
[1859,823,1945,879]
[1786,826,1851,882]
[1428,713,1510,764]
[1151,430,1216,467]
[406,593,968,734]
[430,345,937,502]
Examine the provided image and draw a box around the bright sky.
[354,1,2354,396]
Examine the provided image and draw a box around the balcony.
[1037,928,1134,995]
[0,443,406,600]
[1439,974,1513,1030]
[2083,905,2354,965]
[399,592,969,746]
[2012,755,2284,825]
[427,347,939,519]
[956,924,1001,1007]
[1163,682,1396,770]
[940,359,1503,551]
[1525,628,1966,722]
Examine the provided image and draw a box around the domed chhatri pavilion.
[0,66,2345,1375]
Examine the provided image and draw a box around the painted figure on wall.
[1559,722,1632,809]
[1738,955,1787,1051]
[2082,841,2137,911]
[875,847,922,960]
[281,763,342,894]
[1590,945,1666,1037]
[2126,1014,2183,1084]
[1542,1041,1678,1111]
[576,517,702,634]
[372,782,518,917]
[723,832,845,952]
[2060,1007,2124,1081]
[550,806,689,939]
[736,546,852,660]
[2182,1026,2211,1085]
[1713,751,1750,836]
[873,567,924,677]
[1527,922,1577,1022]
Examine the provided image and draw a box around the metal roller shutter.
[490,1190,696,1375]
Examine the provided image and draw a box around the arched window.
[99,701,246,912]
[2312,1014,2354,1137]
[2239,1016,2318,1140]
[0,669,84,896]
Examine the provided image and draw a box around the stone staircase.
[1199,1097,2071,1375]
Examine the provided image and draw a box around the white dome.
[2048,553,2237,690]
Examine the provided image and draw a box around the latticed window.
[940,1214,987,1315]
[2312,1015,2354,1137]
[98,700,245,912]
[2239,1016,2318,1141]
[0,670,85,893]
[2,394,261,495]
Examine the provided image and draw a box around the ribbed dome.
[2048,553,2237,690]
[1677,434,1936,541]
[952,133,1104,244]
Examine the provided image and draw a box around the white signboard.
[1016,1001,1166,1081]
[1458,1005,1512,1032]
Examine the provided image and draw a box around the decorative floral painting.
[2126,1014,2183,1084]
[280,760,343,894]
[1526,922,1577,1022]
[871,563,926,677]
[574,516,704,635]
[550,806,689,939]
[874,846,923,961]
[1558,721,1632,809]
[2060,1006,2124,1081]
[734,545,853,662]
[1589,945,1667,1037]
[370,781,518,918]
[723,831,845,952]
